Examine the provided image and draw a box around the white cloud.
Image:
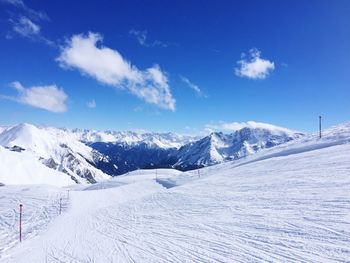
[179,75,207,98]
[129,29,167,48]
[57,32,175,111]
[235,48,275,79]
[87,99,96,108]
[205,121,292,133]
[2,81,68,113]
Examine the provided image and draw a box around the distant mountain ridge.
[172,127,303,169]
[65,128,197,149]
[83,122,303,174]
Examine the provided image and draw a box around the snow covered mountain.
[88,122,303,173]
[61,128,197,176]
[0,122,304,181]
[0,123,111,184]
[0,122,303,182]
[172,124,304,169]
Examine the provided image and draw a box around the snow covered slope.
[173,123,303,169]
[0,122,349,262]
[0,124,111,184]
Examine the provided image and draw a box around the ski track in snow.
[0,142,350,262]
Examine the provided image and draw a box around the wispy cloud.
[1,81,68,113]
[129,29,168,48]
[11,16,39,36]
[235,48,275,79]
[1,0,23,6]
[2,0,54,46]
[87,99,96,108]
[1,0,49,21]
[8,16,54,45]
[57,32,176,111]
[179,75,207,98]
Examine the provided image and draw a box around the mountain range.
[0,122,304,184]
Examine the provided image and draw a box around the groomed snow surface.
[1,124,350,262]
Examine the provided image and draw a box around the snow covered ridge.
[0,123,111,185]
[64,128,197,148]
[1,124,197,149]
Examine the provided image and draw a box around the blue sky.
[0,0,349,134]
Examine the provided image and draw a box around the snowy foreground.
[1,125,350,262]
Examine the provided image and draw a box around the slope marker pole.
[319,115,322,139]
[19,204,23,242]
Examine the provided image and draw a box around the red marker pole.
[19,204,23,242]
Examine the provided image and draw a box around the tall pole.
[19,204,23,242]
[319,115,322,139]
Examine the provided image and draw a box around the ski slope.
[0,124,350,262]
